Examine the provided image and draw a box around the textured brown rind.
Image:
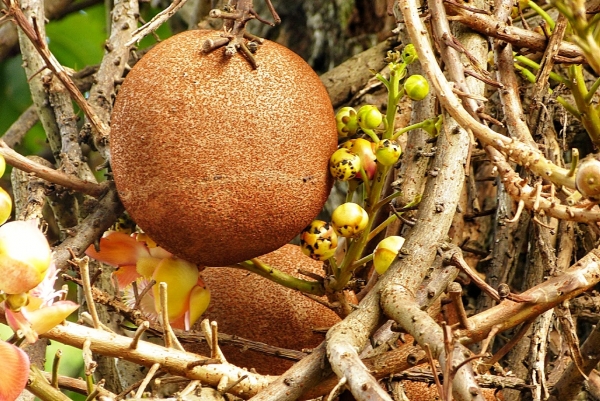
[188,244,341,375]
[110,30,337,266]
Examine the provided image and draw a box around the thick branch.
[0,140,106,197]
[41,321,275,399]
[446,1,585,61]
[85,0,138,160]
[53,184,124,270]
[457,245,600,344]
[398,0,577,191]
[325,92,470,400]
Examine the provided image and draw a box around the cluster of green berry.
[299,46,432,278]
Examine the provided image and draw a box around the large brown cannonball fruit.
[188,244,341,375]
[110,30,337,266]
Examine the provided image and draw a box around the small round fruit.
[335,107,359,138]
[329,148,361,181]
[110,30,337,266]
[373,235,405,275]
[357,105,383,130]
[0,220,51,294]
[0,187,12,225]
[331,202,369,237]
[576,156,600,200]
[376,139,402,166]
[300,220,338,261]
[404,74,430,101]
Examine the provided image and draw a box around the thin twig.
[71,253,101,330]
[126,0,189,47]
[130,321,150,350]
[0,140,106,197]
[134,363,160,398]
[158,282,184,351]
[3,0,110,140]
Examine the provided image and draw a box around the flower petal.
[22,301,79,335]
[113,265,141,290]
[187,285,211,330]
[148,246,172,259]
[0,341,30,401]
[152,258,199,322]
[85,232,150,267]
[136,256,162,278]
[5,308,37,343]
[122,278,158,323]
[0,220,51,294]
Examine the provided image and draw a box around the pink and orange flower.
[85,231,210,330]
[0,220,79,401]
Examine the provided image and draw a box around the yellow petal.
[152,258,199,322]
[24,301,79,335]
[188,285,211,328]
[136,256,162,278]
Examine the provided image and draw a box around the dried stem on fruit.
[203,0,281,68]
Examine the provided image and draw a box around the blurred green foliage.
[0,4,107,157]
[0,3,172,158]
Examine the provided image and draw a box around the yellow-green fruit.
[404,74,430,101]
[576,156,600,200]
[300,220,338,261]
[0,221,51,294]
[336,107,359,137]
[402,44,418,64]
[331,202,369,237]
[373,235,405,275]
[329,148,361,181]
[0,187,12,225]
[357,105,383,130]
[376,139,402,166]
[0,155,5,177]
[110,30,337,266]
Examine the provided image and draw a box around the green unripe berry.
[357,105,383,131]
[376,139,402,166]
[402,44,418,64]
[373,236,405,275]
[300,220,338,261]
[404,74,430,101]
[331,203,369,237]
[329,148,361,181]
[335,107,359,138]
